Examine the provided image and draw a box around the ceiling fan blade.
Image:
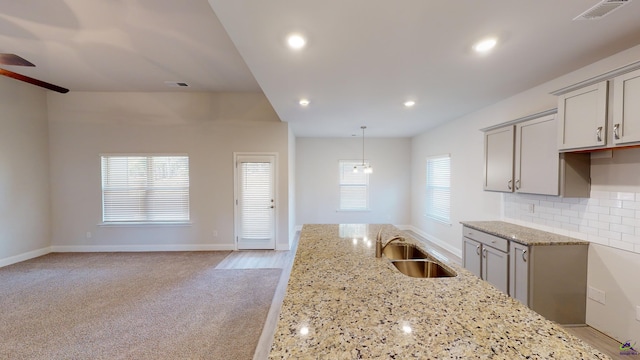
[0,53,35,67]
[0,68,69,93]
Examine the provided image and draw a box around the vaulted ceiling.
[2,0,640,137]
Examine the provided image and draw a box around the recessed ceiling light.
[404,100,416,107]
[287,34,306,50]
[299,99,310,106]
[473,37,498,53]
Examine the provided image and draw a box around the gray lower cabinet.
[509,243,529,304]
[464,225,589,325]
[509,242,588,325]
[462,237,482,278]
[462,227,509,294]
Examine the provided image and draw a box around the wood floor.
[215,249,293,269]
[564,325,627,359]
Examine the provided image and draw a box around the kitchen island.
[268,224,609,359]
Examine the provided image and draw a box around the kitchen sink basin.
[382,243,428,260]
[390,260,456,278]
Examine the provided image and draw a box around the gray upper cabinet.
[483,126,514,192]
[557,81,608,151]
[612,68,640,145]
[483,113,590,197]
[514,115,559,195]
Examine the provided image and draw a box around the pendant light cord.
[362,126,366,166]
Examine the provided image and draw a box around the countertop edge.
[460,221,590,246]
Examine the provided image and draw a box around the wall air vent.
[574,0,631,20]
[164,81,189,87]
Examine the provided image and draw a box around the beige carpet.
[0,252,282,360]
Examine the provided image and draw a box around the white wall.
[0,77,52,266]
[411,43,640,342]
[296,137,411,226]
[288,126,297,243]
[47,91,291,251]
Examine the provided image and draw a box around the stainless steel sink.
[382,243,428,260]
[390,260,456,278]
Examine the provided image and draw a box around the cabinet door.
[482,246,509,294]
[557,81,608,151]
[509,243,529,305]
[612,68,640,145]
[462,237,482,278]
[515,115,560,195]
[484,126,514,192]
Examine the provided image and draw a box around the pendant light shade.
[353,126,373,174]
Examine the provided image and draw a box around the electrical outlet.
[636,305,640,322]
[86,232,92,239]
[588,286,606,305]
[212,230,218,237]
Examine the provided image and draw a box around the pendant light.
[353,126,373,174]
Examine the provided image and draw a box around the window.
[338,160,369,211]
[101,155,190,223]
[426,154,450,223]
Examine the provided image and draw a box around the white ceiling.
[2,1,640,137]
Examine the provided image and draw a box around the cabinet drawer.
[463,226,509,252]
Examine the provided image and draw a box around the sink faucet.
[375,229,406,258]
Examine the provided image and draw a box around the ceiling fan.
[0,53,69,93]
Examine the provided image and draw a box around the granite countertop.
[461,220,590,246]
[268,224,608,359]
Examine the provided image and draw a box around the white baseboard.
[0,247,51,268]
[50,244,235,252]
[400,225,462,259]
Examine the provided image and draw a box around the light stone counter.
[461,220,589,246]
[268,224,609,359]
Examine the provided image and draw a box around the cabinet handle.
[515,179,521,190]
[476,245,480,256]
[614,123,620,140]
[507,180,512,190]
[596,126,603,142]
[522,249,527,262]
[482,249,487,258]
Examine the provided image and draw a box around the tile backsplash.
[503,191,640,254]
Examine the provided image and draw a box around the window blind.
[240,161,273,240]
[101,155,189,223]
[426,155,451,223]
[339,160,369,211]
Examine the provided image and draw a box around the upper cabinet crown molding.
[480,109,557,133]
[550,60,640,96]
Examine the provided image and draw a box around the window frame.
[338,159,370,212]
[100,154,190,225]
[425,154,451,224]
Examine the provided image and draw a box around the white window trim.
[425,154,451,225]
[100,153,190,225]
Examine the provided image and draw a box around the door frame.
[233,152,278,250]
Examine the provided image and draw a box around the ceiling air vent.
[574,0,631,20]
[164,81,189,87]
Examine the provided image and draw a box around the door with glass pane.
[235,154,276,250]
